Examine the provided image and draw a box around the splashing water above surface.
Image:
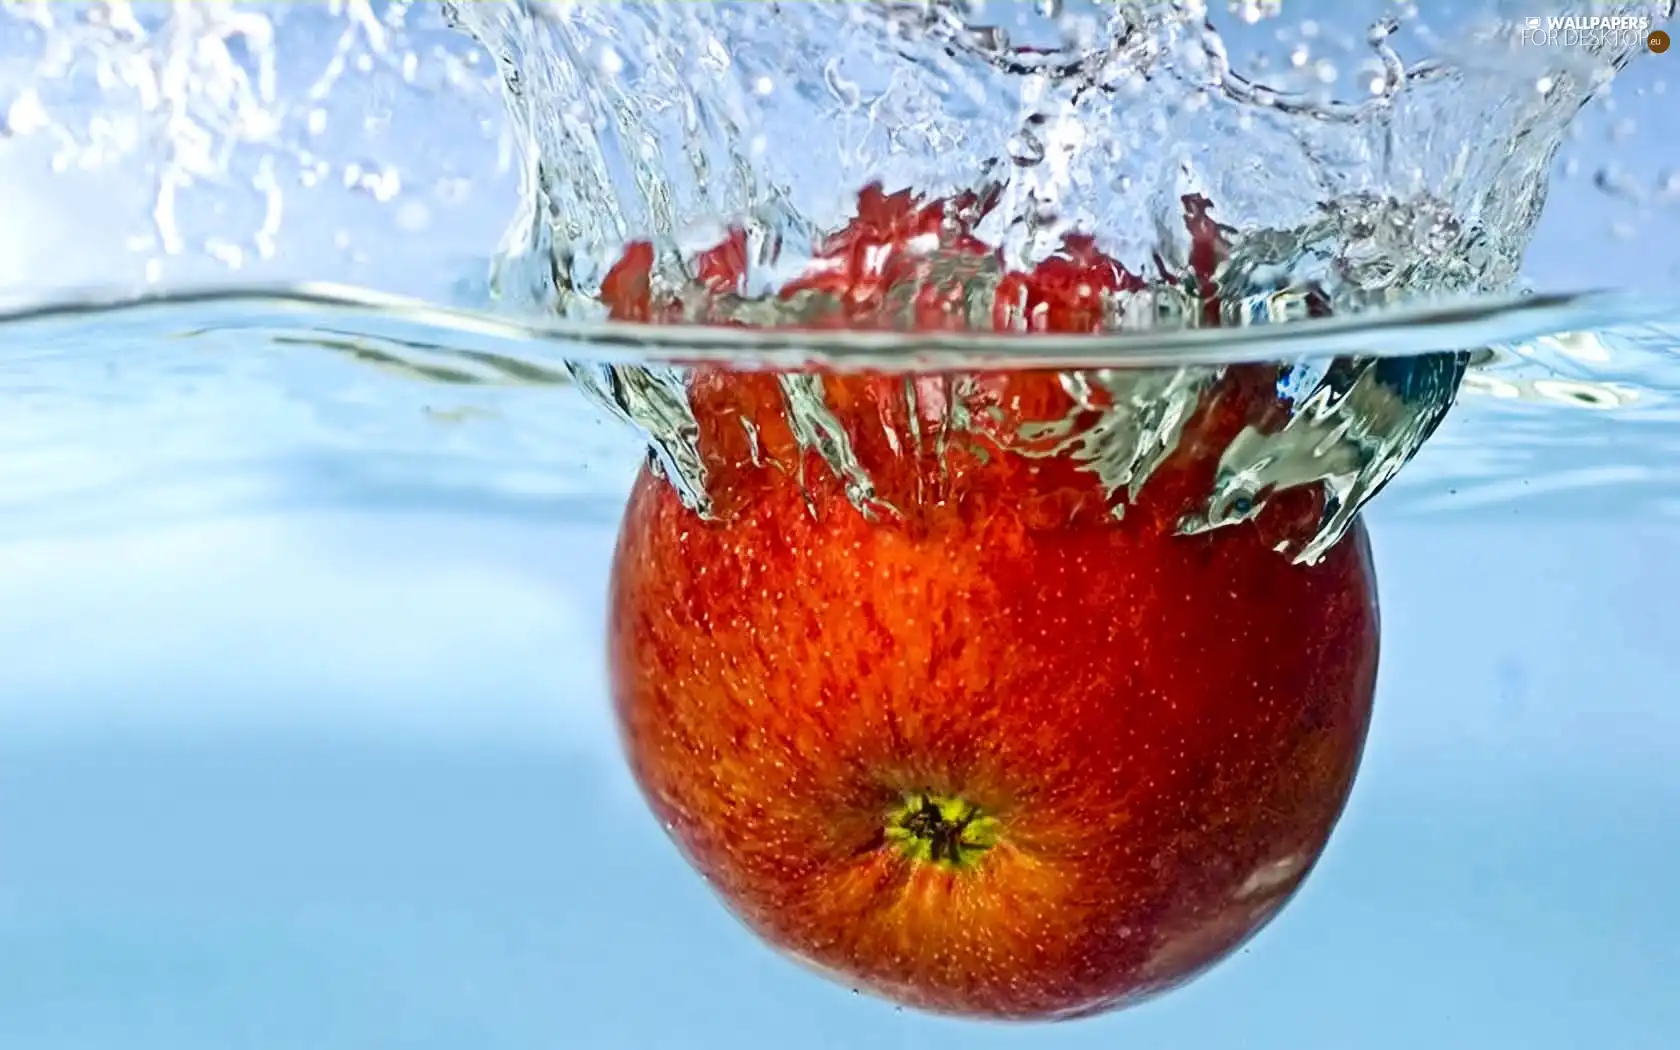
[4,0,1673,296]
[434,0,1670,559]
[0,0,1677,548]
[449,0,1666,305]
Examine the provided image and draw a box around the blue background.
[1,510,1677,1048]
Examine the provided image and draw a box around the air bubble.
[1532,379,1626,409]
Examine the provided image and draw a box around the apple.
[603,187,1380,1021]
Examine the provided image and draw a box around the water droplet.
[1230,0,1282,25]
[204,238,244,270]
[973,26,1011,54]
[343,162,402,202]
[1593,164,1644,202]
[822,57,861,111]
[3,88,49,137]
[1366,16,1399,47]
[1006,127,1046,167]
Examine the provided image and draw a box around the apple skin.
[604,190,1381,1022]
[608,373,1379,1022]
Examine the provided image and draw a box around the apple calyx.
[883,792,1002,870]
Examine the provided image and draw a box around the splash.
[441,0,1668,560]
[0,0,1672,560]
[0,0,506,295]
[450,1,1668,314]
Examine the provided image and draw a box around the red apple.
[604,188,1380,1021]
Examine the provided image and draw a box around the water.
[2,0,1679,1046]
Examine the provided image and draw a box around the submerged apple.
[604,188,1380,1021]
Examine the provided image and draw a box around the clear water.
[2,1,1679,1047]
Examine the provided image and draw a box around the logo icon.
[1651,29,1671,53]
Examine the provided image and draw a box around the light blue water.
[2,2,1679,1048]
[1,505,1677,1048]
